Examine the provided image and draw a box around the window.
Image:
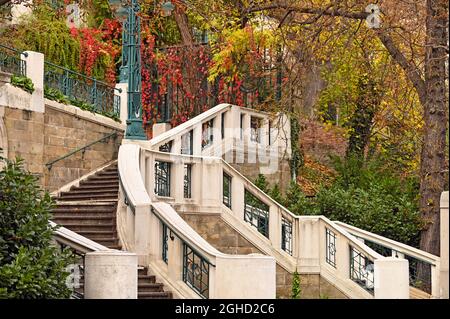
[326,228,337,268]
[184,164,192,199]
[244,190,269,237]
[223,172,232,208]
[183,243,210,298]
[181,130,193,155]
[154,161,171,197]
[281,218,293,255]
[162,223,169,263]
[201,119,214,150]
[250,117,261,143]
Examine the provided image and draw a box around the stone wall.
[2,100,124,191]
[180,213,348,299]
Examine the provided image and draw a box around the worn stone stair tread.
[138,291,172,298]
[51,163,172,299]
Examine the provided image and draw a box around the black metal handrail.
[0,43,28,57]
[45,132,119,170]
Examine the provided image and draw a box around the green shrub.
[0,156,73,298]
[10,75,34,94]
[291,269,301,299]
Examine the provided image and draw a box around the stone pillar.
[22,51,44,113]
[440,191,449,299]
[374,257,409,299]
[115,83,128,124]
[153,123,172,138]
[84,250,137,299]
[134,205,152,265]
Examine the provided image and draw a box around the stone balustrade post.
[374,257,409,299]
[84,250,137,299]
[22,51,44,113]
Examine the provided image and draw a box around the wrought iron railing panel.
[325,228,337,268]
[244,190,269,238]
[43,61,120,117]
[349,246,374,294]
[405,255,432,294]
[359,238,433,294]
[0,44,27,77]
[223,172,232,208]
[162,223,169,264]
[154,161,171,197]
[57,242,85,299]
[181,130,193,155]
[281,218,293,255]
[184,164,192,199]
[201,119,214,150]
[182,243,210,299]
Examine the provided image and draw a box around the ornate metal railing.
[44,61,121,117]
[45,132,119,170]
[325,228,337,268]
[363,238,432,294]
[222,172,232,208]
[154,161,171,197]
[0,44,27,76]
[281,218,293,255]
[244,189,270,238]
[183,164,192,199]
[349,246,375,294]
[162,223,169,264]
[182,242,210,299]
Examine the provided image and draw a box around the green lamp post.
[109,0,146,140]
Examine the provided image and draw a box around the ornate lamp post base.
[125,119,147,140]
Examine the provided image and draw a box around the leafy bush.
[11,75,34,94]
[0,156,73,298]
[254,156,423,247]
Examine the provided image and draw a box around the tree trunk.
[418,0,449,256]
[346,73,379,159]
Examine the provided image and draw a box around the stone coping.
[45,98,126,131]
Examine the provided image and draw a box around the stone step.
[54,224,116,232]
[87,176,119,182]
[61,189,118,196]
[53,204,116,212]
[138,291,172,299]
[75,230,117,240]
[138,283,164,292]
[52,215,114,222]
[80,180,119,186]
[93,239,120,248]
[70,186,119,193]
[138,275,156,283]
[96,171,119,177]
[57,194,118,201]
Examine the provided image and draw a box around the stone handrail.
[51,221,110,254]
[334,221,441,298]
[334,221,439,265]
[118,143,276,299]
[137,146,407,298]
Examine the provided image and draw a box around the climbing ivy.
[291,269,301,299]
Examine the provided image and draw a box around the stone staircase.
[51,162,172,299]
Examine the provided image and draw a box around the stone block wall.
[180,213,348,299]
[2,102,124,191]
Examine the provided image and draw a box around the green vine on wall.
[290,117,303,181]
[291,269,301,299]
